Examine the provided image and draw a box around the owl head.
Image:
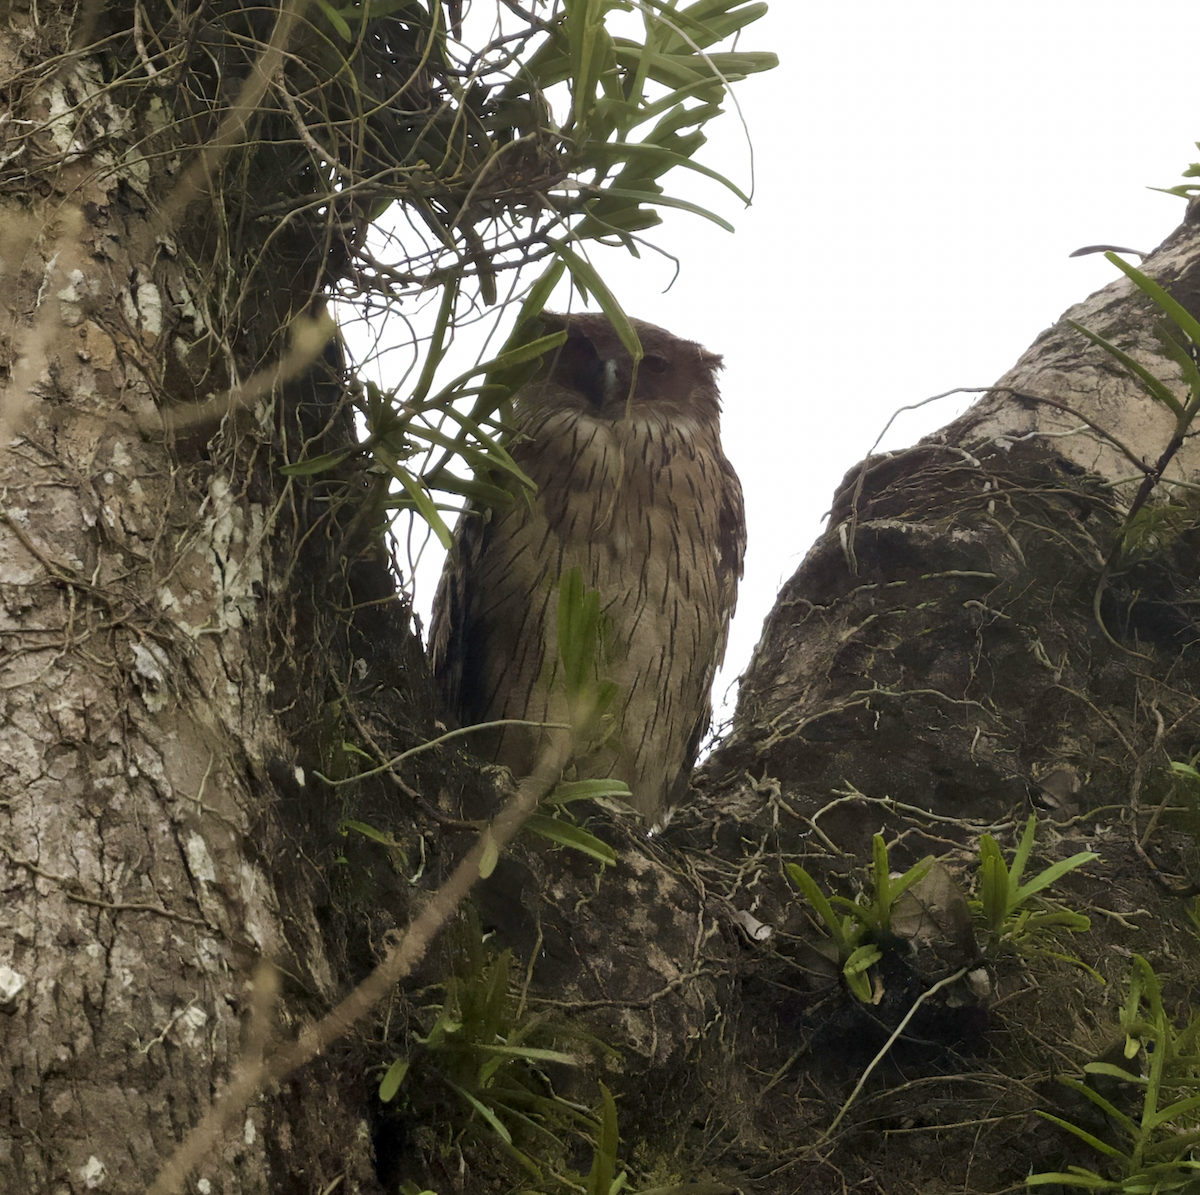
[522,311,724,423]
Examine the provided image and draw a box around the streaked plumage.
[429,312,745,821]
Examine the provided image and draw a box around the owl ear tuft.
[701,349,724,372]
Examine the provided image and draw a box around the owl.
[429,312,745,822]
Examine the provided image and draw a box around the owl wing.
[673,449,747,797]
[429,477,554,733]
[428,504,489,720]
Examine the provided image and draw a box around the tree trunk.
[0,9,423,1189]
[671,200,1200,1190]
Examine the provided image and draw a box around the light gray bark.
[0,26,368,1192]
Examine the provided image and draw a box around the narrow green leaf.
[843,952,877,1003]
[313,0,353,40]
[843,944,881,977]
[516,259,568,333]
[978,842,1009,931]
[386,461,454,549]
[585,185,735,231]
[887,857,934,906]
[1153,324,1200,400]
[340,819,396,847]
[1057,1077,1139,1137]
[586,1082,620,1195]
[448,1081,513,1144]
[1033,1110,1130,1160]
[786,863,851,954]
[379,1058,409,1103]
[829,893,879,933]
[1008,815,1038,893]
[420,474,513,509]
[1068,320,1185,417]
[871,835,890,911]
[557,566,591,696]
[1132,954,1165,1019]
[524,814,618,866]
[592,141,750,203]
[1024,1169,1114,1189]
[411,281,457,405]
[545,778,633,803]
[1145,1091,1200,1131]
[279,448,353,476]
[479,829,499,879]
[1012,852,1099,906]
[472,1044,581,1065]
[649,0,770,52]
[552,243,641,362]
[419,332,568,411]
[1105,252,1200,348]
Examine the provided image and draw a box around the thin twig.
[819,966,971,1143]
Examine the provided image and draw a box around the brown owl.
[429,312,745,821]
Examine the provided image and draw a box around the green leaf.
[524,814,618,866]
[1057,1076,1139,1137]
[1033,1110,1130,1160]
[1104,252,1200,350]
[557,566,596,699]
[420,474,512,509]
[419,332,568,412]
[584,185,736,231]
[313,0,353,40]
[411,281,457,405]
[586,1082,620,1195]
[650,0,771,52]
[472,1044,581,1065]
[1068,320,1185,418]
[379,1058,410,1103]
[843,944,880,1003]
[1012,851,1099,906]
[843,943,881,979]
[1145,1092,1200,1131]
[515,259,568,334]
[382,457,454,549]
[545,778,633,803]
[479,829,499,879]
[1024,1168,1115,1189]
[552,244,641,362]
[978,844,1009,932]
[447,1080,513,1144]
[1009,815,1038,892]
[340,819,396,847]
[1021,909,1091,932]
[786,863,854,955]
[279,447,353,476]
[887,857,934,905]
[1153,323,1200,402]
[871,835,890,914]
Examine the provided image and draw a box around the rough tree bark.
[0,6,432,1190]
[3,3,1199,1194]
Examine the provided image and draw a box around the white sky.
[360,0,1200,723]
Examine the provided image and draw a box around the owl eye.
[642,355,670,374]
